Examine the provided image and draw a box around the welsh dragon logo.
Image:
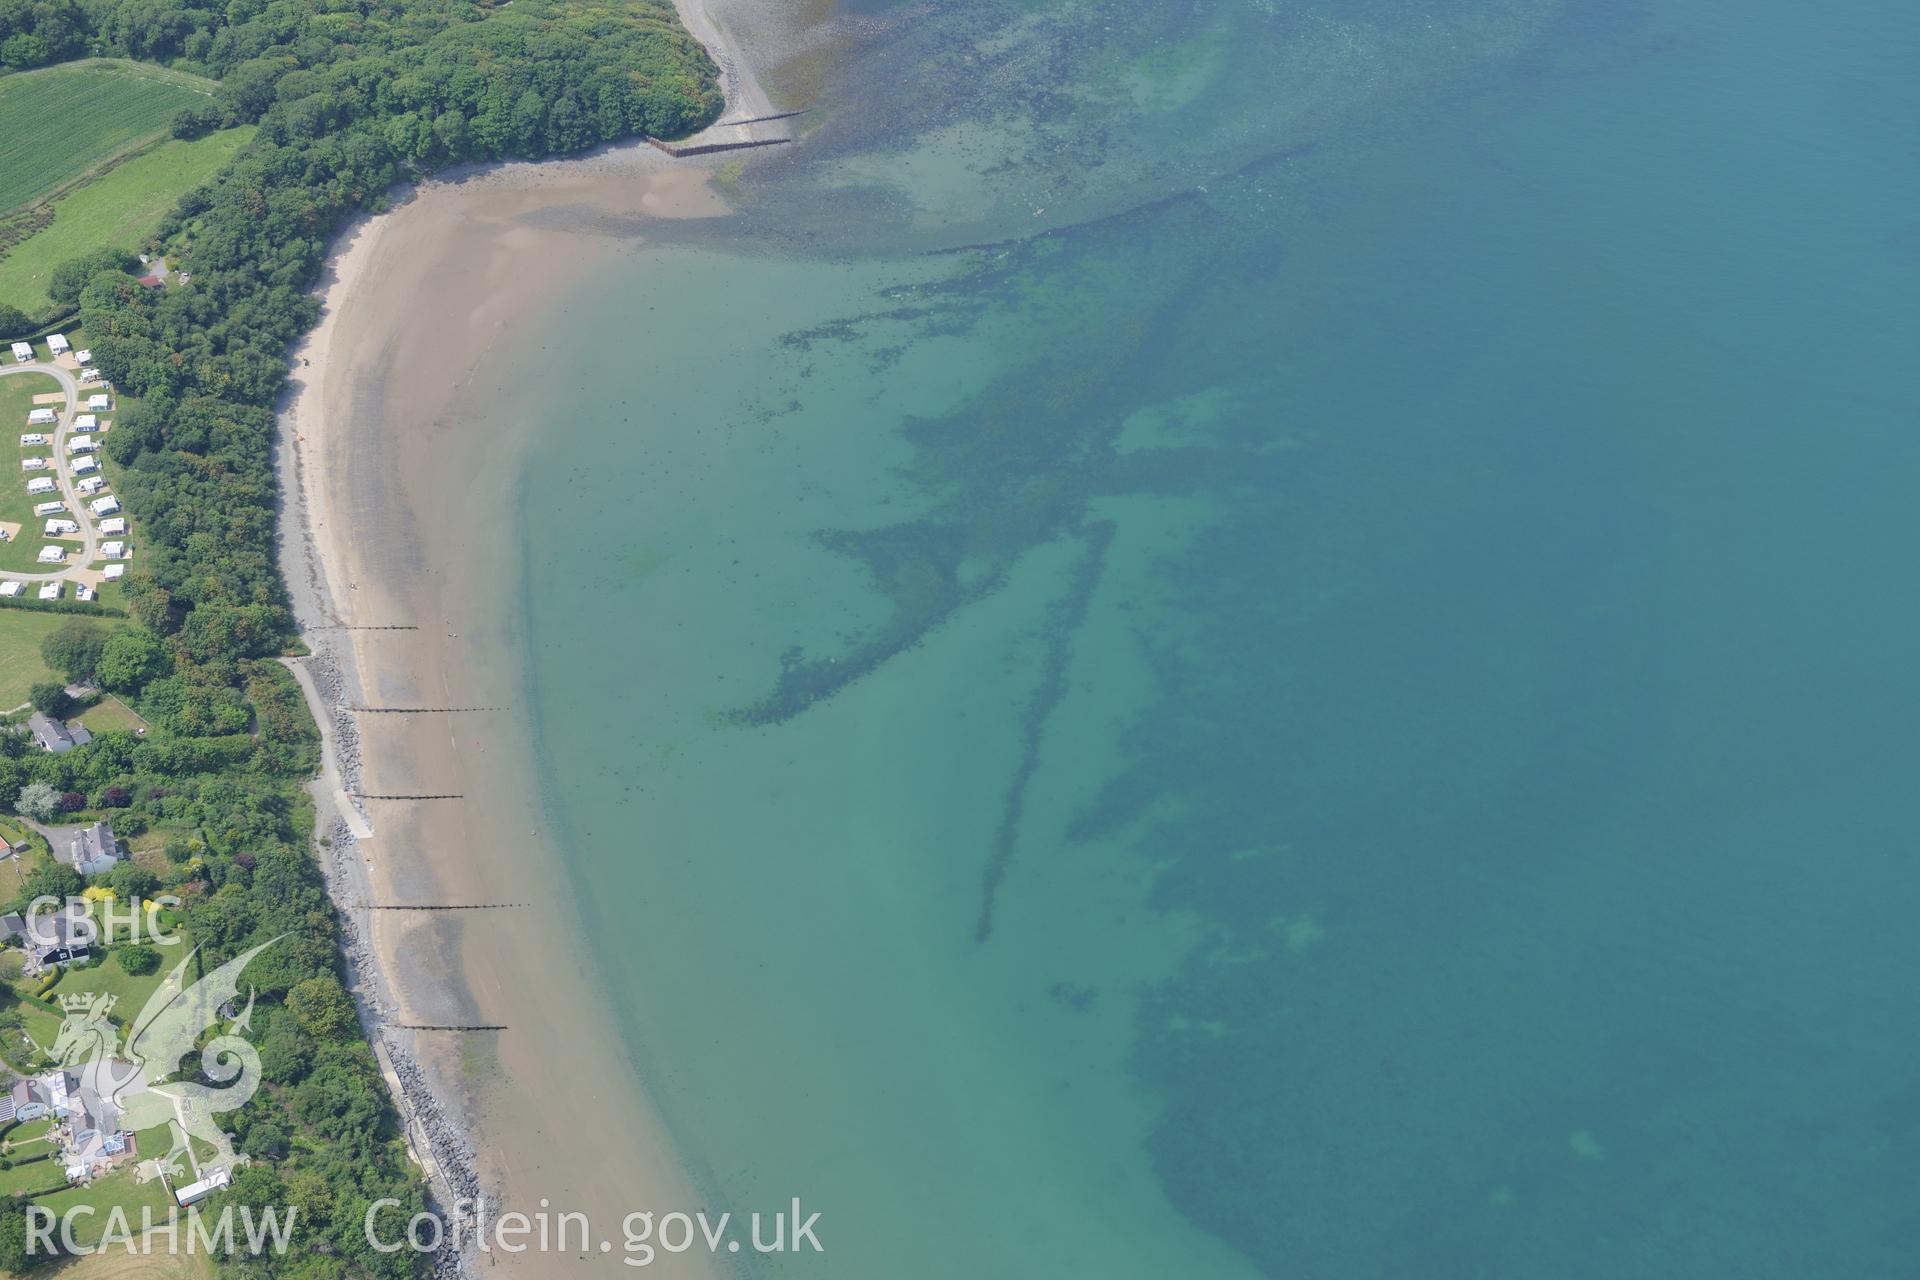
[43,938,279,1178]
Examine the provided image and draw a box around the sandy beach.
[274,75,767,1280]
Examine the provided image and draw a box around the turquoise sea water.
[510,0,1920,1274]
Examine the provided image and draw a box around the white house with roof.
[72,414,96,432]
[46,333,69,355]
[35,545,64,564]
[27,476,55,495]
[100,541,126,559]
[63,823,122,876]
[37,582,61,600]
[26,407,54,426]
[67,435,96,455]
[72,455,98,474]
[102,563,125,580]
[9,342,31,362]
[90,494,120,516]
[86,393,111,412]
[99,516,126,535]
[74,348,91,363]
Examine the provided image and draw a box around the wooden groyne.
[646,135,791,158]
[716,109,809,128]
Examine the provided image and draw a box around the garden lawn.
[32,1163,174,1247]
[0,607,67,707]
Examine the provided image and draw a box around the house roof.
[27,712,76,752]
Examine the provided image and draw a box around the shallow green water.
[515,0,1920,1273]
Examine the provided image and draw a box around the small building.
[35,545,64,564]
[176,1167,231,1207]
[86,394,111,412]
[5,1079,49,1124]
[74,349,91,364]
[99,516,126,535]
[9,342,31,363]
[0,581,21,597]
[72,455,98,474]
[34,500,66,516]
[37,582,60,601]
[72,414,96,432]
[28,711,78,752]
[68,435,96,454]
[26,408,54,426]
[64,824,121,877]
[22,456,48,470]
[26,477,56,495]
[76,475,104,494]
[90,495,120,516]
[100,541,126,559]
[46,334,70,356]
[45,519,79,536]
[103,563,126,580]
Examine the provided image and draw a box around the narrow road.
[1,359,101,582]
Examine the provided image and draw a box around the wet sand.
[276,147,739,1276]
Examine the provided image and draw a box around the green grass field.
[0,61,218,214]
[0,605,69,707]
[0,126,253,312]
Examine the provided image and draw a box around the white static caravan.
[72,455,98,474]
[46,333,70,356]
[90,495,120,516]
[79,368,101,382]
[98,516,126,535]
[86,394,111,413]
[100,541,126,559]
[37,582,61,601]
[26,477,56,496]
[35,545,64,564]
[20,434,47,446]
[26,407,55,426]
[76,475,105,494]
[75,584,94,601]
[9,342,31,363]
[0,581,21,597]
[21,457,48,471]
[44,519,80,536]
[74,348,91,364]
[102,562,126,581]
[72,414,97,432]
[34,501,67,517]
[67,435,96,455]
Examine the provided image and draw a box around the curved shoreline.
[270,3,788,1270]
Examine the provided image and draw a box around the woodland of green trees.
[0,0,722,1271]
